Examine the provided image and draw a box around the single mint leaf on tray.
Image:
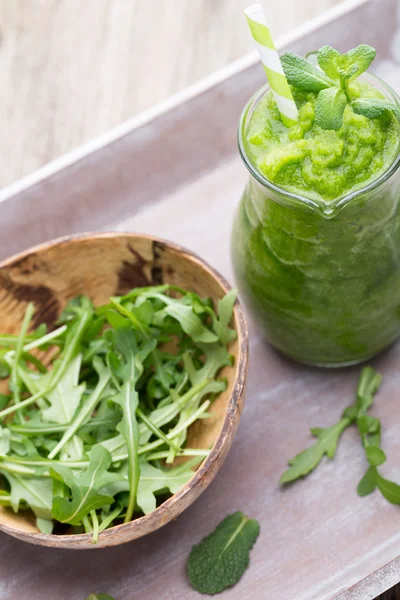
[280,418,350,484]
[315,87,347,131]
[281,52,334,92]
[187,512,260,595]
[351,97,400,120]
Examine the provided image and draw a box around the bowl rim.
[0,231,249,548]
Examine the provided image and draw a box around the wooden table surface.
[0,0,340,190]
[1,1,399,599]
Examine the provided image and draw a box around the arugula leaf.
[315,87,347,130]
[51,446,117,525]
[351,98,400,120]
[365,445,386,467]
[48,357,110,459]
[280,418,350,484]
[102,458,200,515]
[0,426,11,455]
[376,473,400,504]
[187,512,260,595]
[42,355,86,425]
[212,289,238,346]
[281,52,334,92]
[357,466,378,497]
[3,472,53,522]
[154,301,218,344]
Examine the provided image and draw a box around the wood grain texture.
[0,232,248,548]
[0,0,340,189]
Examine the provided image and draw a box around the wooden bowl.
[0,232,248,549]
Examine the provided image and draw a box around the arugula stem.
[137,407,182,453]
[82,515,93,533]
[145,449,210,461]
[10,303,35,424]
[6,325,67,356]
[137,400,211,456]
[90,510,99,544]
[10,414,119,436]
[98,505,123,532]
[0,493,11,506]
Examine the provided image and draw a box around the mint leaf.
[317,45,342,79]
[344,44,376,81]
[352,98,400,120]
[281,52,334,92]
[357,466,378,497]
[315,87,347,130]
[280,418,350,484]
[187,512,260,595]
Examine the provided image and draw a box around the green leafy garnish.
[187,512,260,595]
[315,87,347,131]
[280,53,334,92]
[0,285,237,541]
[281,367,381,484]
[280,419,350,484]
[281,366,400,508]
[281,44,398,130]
[351,98,400,119]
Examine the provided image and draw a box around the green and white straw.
[245,4,299,127]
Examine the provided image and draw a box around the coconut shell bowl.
[0,232,248,549]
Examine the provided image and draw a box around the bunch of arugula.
[281,44,400,130]
[281,367,400,505]
[0,285,237,542]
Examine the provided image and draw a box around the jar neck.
[238,73,400,219]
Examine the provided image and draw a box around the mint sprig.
[281,44,398,130]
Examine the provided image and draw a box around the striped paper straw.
[245,4,299,127]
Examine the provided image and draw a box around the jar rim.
[238,73,400,218]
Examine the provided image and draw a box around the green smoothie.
[245,82,399,203]
[232,46,400,366]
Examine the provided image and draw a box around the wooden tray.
[1,1,400,598]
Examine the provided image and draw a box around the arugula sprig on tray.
[0,286,237,541]
[281,44,400,130]
[281,367,400,505]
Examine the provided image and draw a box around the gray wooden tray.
[1,1,400,598]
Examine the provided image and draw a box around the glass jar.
[231,75,400,367]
